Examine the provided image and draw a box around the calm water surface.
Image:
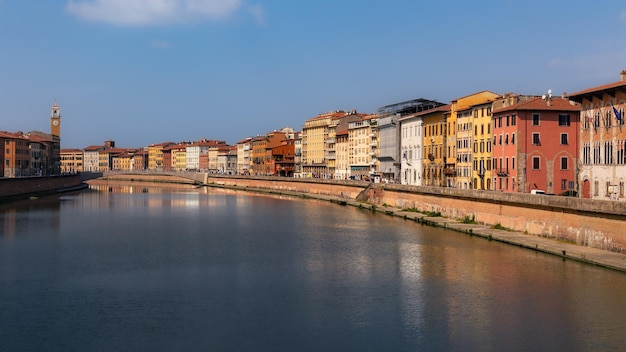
[1,185,626,352]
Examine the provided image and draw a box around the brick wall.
[0,174,83,199]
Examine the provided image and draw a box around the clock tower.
[51,103,61,137]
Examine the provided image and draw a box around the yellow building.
[170,144,188,171]
[302,110,353,178]
[148,142,173,170]
[60,148,84,173]
[112,152,133,171]
[421,105,450,187]
[448,91,499,189]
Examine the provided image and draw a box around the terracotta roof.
[27,134,54,143]
[100,147,129,154]
[0,131,27,139]
[568,79,626,99]
[236,137,252,144]
[493,96,580,114]
[451,90,499,102]
[61,148,83,153]
[149,141,175,147]
[83,145,104,151]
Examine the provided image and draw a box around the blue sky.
[1,0,626,149]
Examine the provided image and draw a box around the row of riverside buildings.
[4,72,626,201]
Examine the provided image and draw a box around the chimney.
[621,70,626,81]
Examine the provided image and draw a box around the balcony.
[324,153,336,160]
[496,168,509,177]
[444,168,457,176]
[428,154,435,161]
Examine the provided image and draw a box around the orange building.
[271,139,295,176]
[1,131,29,177]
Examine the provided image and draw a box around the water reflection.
[0,187,625,351]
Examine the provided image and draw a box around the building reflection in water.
[0,195,62,239]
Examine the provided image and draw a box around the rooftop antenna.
[542,89,552,106]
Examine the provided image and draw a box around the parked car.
[530,189,546,195]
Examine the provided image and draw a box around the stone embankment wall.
[98,172,626,253]
[0,174,84,201]
[203,175,626,253]
[366,184,626,253]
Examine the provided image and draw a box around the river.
[1,184,625,351]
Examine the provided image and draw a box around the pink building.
[492,96,580,194]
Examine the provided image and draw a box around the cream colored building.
[236,137,252,174]
[348,114,378,180]
[569,71,626,200]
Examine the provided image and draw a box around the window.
[511,133,515,144]
[561,157,568,170]
[505,134,509,145]
[532,133,540,145]
[506,115,510,126]
[532,113,540,125]
[511,114,516,126]
[561,133,568,145]
[559,114,570,126]
[532,157,540,169]
[594,180,599,196]
[561,179,567,190]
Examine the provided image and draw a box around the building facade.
[493,96,580,194]
[569,71,626,200]
[60,148,84,173]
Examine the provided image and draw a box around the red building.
[492,96,580,194]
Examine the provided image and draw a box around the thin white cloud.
[150,40,172,49]
[247,4,265,25]
[549,50,626,81]
[66,0,243,25]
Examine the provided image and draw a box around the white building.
[398,113,423,185]
[236,137,252,175]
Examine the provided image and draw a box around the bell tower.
[51,103,61,137]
